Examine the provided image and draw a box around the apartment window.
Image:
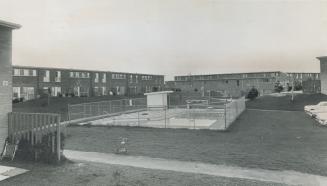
[51,87,62,97]
[32,70,37,76]
[135,75,138,83]
[22,87,35,101]
[13,87,21,100]
[145,86,152,93]
[237,80,240,86]
[43,70,50,82]
[23,69,29,76]
[102,73,106,83]
[13,69,20,76]
[70,72,74,78]
[129,75,133,83]
[55,71,61,82]
[102,87,106,95]
[95,73,99,83]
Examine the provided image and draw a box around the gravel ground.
[65,109,327,176]
[0,161,286,186]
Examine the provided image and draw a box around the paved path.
[64,150,327,186]
[247,109,303,113]
[0,165,28,181]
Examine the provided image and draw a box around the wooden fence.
[8,112,62,161]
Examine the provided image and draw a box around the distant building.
[167,72,288,97]
[12,66,164,101]
[317,56,327,94]
[167,71,320,97]
[0,20,20,148]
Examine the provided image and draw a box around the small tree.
[274,81,283,93]
[246,87,259,100]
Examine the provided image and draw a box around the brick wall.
[0,27,12,147]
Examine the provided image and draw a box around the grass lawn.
[13,95,144,121]
[0,161,285,186]
[65,108,327,177]
[246,93,327,111]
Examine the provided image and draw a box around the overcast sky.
[0,0,326,80]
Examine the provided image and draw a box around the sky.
[0,0,326,80]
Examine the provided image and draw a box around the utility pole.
[291,76,294,102]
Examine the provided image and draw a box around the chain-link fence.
[225,96,246,129]
[69,97,246,130]
[68,98,146,120]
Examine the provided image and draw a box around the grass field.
[65,109,327,176]
[0,161,286,186]
[13,95,144,121]
[5,93,327,185]
[246,93,327,111]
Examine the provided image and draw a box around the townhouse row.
[13,65,164,101]
[167,71,320,97]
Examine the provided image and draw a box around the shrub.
[246,87,259,100]
[274,81,283,93]
[15,132,66,164]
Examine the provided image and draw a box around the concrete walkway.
[0,165,28,181]
[64,150,327,186]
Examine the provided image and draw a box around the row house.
[169,72,290,97]
[12,66,164,101]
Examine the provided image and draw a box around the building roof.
[12,65,164,77]
[174,71,283,77]
[317,56,327,60]
[0,20,21,29]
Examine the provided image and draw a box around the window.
[95,73,99,83]
[101,87,106,95]
[43,70,50,82]
[22,87,35,101]
[55,71,61,82]
[13,69,20,76]
[237,80,240,86]
[129,75,133,83]
[13,87,20,99]
[102,73,106,83]
[23,69,29,76]
[112,73,126,79]
[51,87,61,97]
[13,68,37,76]
[135,75,138,83]
[70,71,90,79]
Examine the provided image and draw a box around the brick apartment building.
[0,20,20,147]
[12,66,164,101]
[167,71,320,97]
